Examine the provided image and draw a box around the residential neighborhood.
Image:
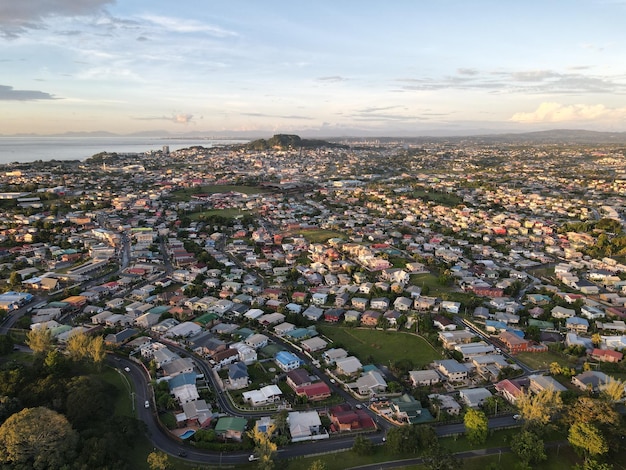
[1,136,626,469]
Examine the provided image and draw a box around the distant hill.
[247,134,348,150]
[470,129,626,145]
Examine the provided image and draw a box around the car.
[355,404,363,409]
[178,451,187,458]
[248,454,259,461]
[513,414,521,420]
[329,378,336,384]
[124,367,131,372]
[145,400,150,408]
[382,437,386,442]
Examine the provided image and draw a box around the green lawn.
[515,350,578,371]
[409,273,454,296]
[319,326,441,368]
[286,229,346,244]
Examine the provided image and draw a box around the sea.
[0,136,249,165]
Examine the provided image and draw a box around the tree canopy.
[464,408,488,445]
[0,406,79,469]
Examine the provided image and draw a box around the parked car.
[145,400,150,408]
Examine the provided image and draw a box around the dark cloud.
[0,0,113,38]
[457,68,479,76]
[136,36,149,41]
[0,84,56,100]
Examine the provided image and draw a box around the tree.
[511,430,546,467]
[385,425,420,454]
[25,328,53,355]
[568,422,608,459]
[8,271,21,287]
[66,332,91,361]
[565,397,619,428]
[247,424,277,470]
[515,387,563,431]
[352,434,374,455]
[0,406,78,469]
[89,335,106,366]
[147,450,170,470]
[422,443,461,470]
[601,378,626,403]
[464,409,488,445]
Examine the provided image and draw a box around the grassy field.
[409,273,454,296]
[318,326,441,368]
[168,184,270,201]
[515,350,578,371]
[189,208,248,220]
[285,229,346,244]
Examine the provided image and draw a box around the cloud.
[0,84,56,100]
[510,102,626,123]
[133,113,195,124]
[0,0,113,38]
[141,15,237,37]
[241,112,313,120]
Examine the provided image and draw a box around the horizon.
[2,1,626,136]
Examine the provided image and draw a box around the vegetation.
[463,409,488,445]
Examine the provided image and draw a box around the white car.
[248,455,259,461]
[513,414,521,420]
[124,367,131,372]
[145,400,150,408]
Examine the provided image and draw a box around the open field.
[515,350,579,371]
[284,229,346,244]
[318,326,441,368]
[409,273,455,296]
[189,208,248,220]
[168,184,270,201]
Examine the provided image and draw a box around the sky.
[2,0,626,137]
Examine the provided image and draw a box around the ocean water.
[0,136,249,164]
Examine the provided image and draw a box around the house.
[230,342,258,365]
[274,322,296,336]
[566,316,590,333]
[409,369,441,387]
[495,377,529,404]
[303,305,325,321]
[335,356,363,376]
[389,394,422,424]
[242,385,283,406]
[161,357,195,378]
[498,331,530,353]
[296,382,332,401]
[455,341,496,360]
[214,417,247,442]
[288,411,327,442]
[168,372,199,404]
[300,336,328,353]
[435,359,468,382]
[354,370,387,396]
[551,306,576,319]
[370,297,389,310]
[572,370,611,393]
[324,308,344,323]
[329,404,376,432]
[428,393,461,415]
[528,374,567,394]
[245,333,269,350]
[344,310,361,323]
[590,348,623,363]
[439,330,475,349]
[459,387,492,408]
[415,296,438,311]
[432,315,456,331]
[181,399,212,428]
[323,348,348,365]
[286,368,312,390]
[213,348,240,369]
[351,297,369,310]
[275,351,302,372]
[227,362,249,390]
[361,310,382,326]
[393,297,413,311]
[441,301,461,314]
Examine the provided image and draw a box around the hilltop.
[246,134,348,150]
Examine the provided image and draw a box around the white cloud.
[510,102,626,123]
[141,15,237,37]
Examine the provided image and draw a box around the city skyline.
[2,0,626,137]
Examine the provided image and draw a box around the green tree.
[25,328,53,355]
[352,434,374,455]
[385,425,420,454]
[89,335,106,367]
[8,271,21,287]
[601,378,626,403]
[511,430,546,466]
[464,409,488,445]
[422,443,461,470]
[147,450,170,470]
[568,422,608,459]
[66,332,91,361]
[0,406,78,469]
